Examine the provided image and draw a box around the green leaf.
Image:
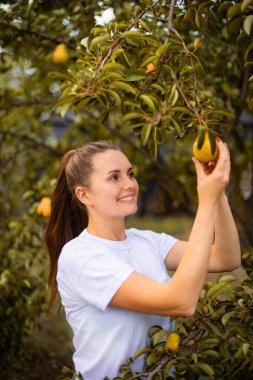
[207,129,217,156]
[210,108,234,118]
[241,0,253,13]
[142,34,160,46]
[164,360,175,375]
[171,118,182,134]
[140,94,157,111]
[141,124,152,146]
[191,353,198,364]
[140,54,158,68]
[120,30,142,39]
[110,48,125,60]
[221,311,235,326]
[195,10,204,28]
[139,19,151,32]
[74,97,94,113]
[227,3,241,20]
[49,71,72,80]
[89,34,110,49]
[106,89,122,110]
[218,274,236,283]
[126,69,148,81]
[204,321,223,337]
[148,325,162,338]
[194,363,215,377]
[133,347,151,359]
[101,62,126,72]
[202,337,219,345]
[112,81,137,95]
[146,351,157,367]
[91,26,106,36]
[155,43,172,58]
[151,329,168,345]
[242,342,250,356]
[205,283,233,299]
[170,106,194,115]
[98,109,110,124]
[244,41,253,61]
[168,85,179,107]
[60,102,71,118]
[244,15,253,35]
[202,350,220,358]
[151,83,166,94]
[196,126,205,150]
[148,139,158,159]
[122,112,144,122]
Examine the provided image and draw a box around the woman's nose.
[123,176,134,189]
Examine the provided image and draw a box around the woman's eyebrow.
[106,166,133,174]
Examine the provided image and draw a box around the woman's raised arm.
[110,139,232,316]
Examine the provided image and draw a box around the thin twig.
[147,358,169,379]
[167,0,176,34]
[174,79,196,113]
[171,27,197,91]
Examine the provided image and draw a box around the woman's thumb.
[192,157,202,174]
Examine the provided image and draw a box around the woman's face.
[83,149,139,220]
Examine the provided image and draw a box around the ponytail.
[45,150,88,310]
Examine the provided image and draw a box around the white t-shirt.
[57,228,178,380]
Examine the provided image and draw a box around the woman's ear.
[75,186,91,206]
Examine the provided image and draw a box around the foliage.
[0,200,47,370]
[53,0,253,245]
[115,275,253,379]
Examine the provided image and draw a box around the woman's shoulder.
[59,231,105,265]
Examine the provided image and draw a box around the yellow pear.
[37,197,51,218]
[165,332,180,353]
[52,44,69,64]
[193,129,218,163]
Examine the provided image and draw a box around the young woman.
[45,140,241,380]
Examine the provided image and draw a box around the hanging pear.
[52,43,69,64]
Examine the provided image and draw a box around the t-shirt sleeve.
[64,247,134,311]
[148,230,178,263]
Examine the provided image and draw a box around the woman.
[45,139,241,380]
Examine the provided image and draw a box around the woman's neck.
[87,218,126,241]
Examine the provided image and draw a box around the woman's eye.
[129,171,135,178]
[111,175,118,181]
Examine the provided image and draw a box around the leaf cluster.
[113,275,253,379]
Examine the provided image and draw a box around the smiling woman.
[45,139,241,380]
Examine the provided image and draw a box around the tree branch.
[0,130,63,157]
[167,0,176,34]
[0,19,76,49]
[0,98,54,108]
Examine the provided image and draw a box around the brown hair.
[45,140,121,309]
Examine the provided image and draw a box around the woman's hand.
[192,139,231,207]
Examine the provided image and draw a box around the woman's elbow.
[163,303,197,318]
[222,257,241,272]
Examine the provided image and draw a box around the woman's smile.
[117,194,135,203]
